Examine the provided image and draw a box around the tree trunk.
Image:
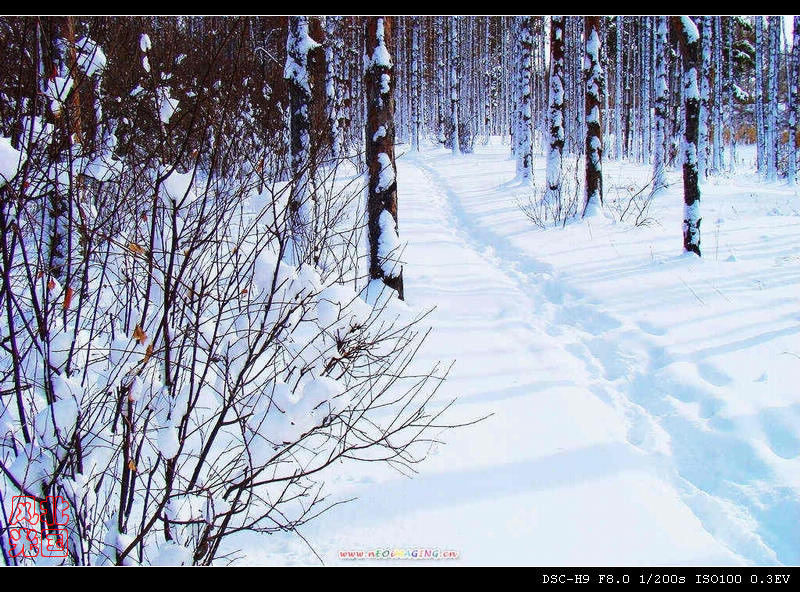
[790,16,800,184]
[365,16,403,299]
[755,16,766,179]
[324,16,341,160]
[652,16,669,194]
[615,16,623,160]
[698,16,711,181]
[583,16,604,216]
[545,16,566,205]
[516,16,533,182]
[766,16,780,181]
[672,16,702,256]
[285,16,319,264]
[449,16,460,155]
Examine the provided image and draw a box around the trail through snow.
[234,144,800,566]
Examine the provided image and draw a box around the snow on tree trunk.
[285,16,320,264]
[652,16,669,194]
[449,16,460,155]
[790,16,800,185]
[435,17,446,144]
[766,16,780,182]
[711,16,724,174]
[484,16,493,143]
[509,18,519,160]
[725,16,736,173]
[640,17,652,165]
[755,16,766,179]
[324,16,342,160]
[516,16,534,182]
[365,16,403,299]
[673,16,702,257]
[698,16,711,182]
[615,16,623,160]
[410,17,421,151]
[545,16,566,205]
[583,16,604,217]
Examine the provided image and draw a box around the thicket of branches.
[0,16,458,566]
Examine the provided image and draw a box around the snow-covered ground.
[232,142,800,566]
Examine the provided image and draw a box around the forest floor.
[233,142,800,566]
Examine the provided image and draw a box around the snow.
[161,169,198,207]
[139,33,152,53]
[157,87,179,124]
[284,18,319,93]
[157,426,180,459]
[377,209,400,275]
[76,37,107,76]
[372,125,387,142]
[366,17,393,70]
[375,152,395,192]
[234,142,800,566]
[0,136,21,185]
[681,16,700,44]
[152,541,192,566]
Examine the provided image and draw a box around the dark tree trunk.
[583,16,604,217]
[285,16,317,263]
[365,16,403,299]
[545,15,566,203]
[672,16,702,256]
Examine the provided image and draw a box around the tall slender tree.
[615,16,624,160]
[583,16,604,216]
[409,16,421,151]
[285,16,320,263]
[673,16,702,256]
[324,16,342,160]
[652,16,669,194]
[766,16,780,182]
[790,16,800,185]
[754,16,766,179]
[698,16,711,181]
[365,16,403,299]
[725,16,737,173]
[449,16,460,155]
[516,16,534,182]
[545,16,566,205]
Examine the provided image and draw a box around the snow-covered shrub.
[0,24,450,566]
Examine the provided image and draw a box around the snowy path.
[408,145,800,566]
[230,145,800,565]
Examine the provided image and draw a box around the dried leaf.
[132,325,146,345]
[62,286,74,310]
[143,343,154,364]
[128,242,146,255]
[128,460,137,472]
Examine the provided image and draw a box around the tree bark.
[583,16,604,216]
[365,16,403,299]
[545,16,566,205]
[672,16,702,256]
